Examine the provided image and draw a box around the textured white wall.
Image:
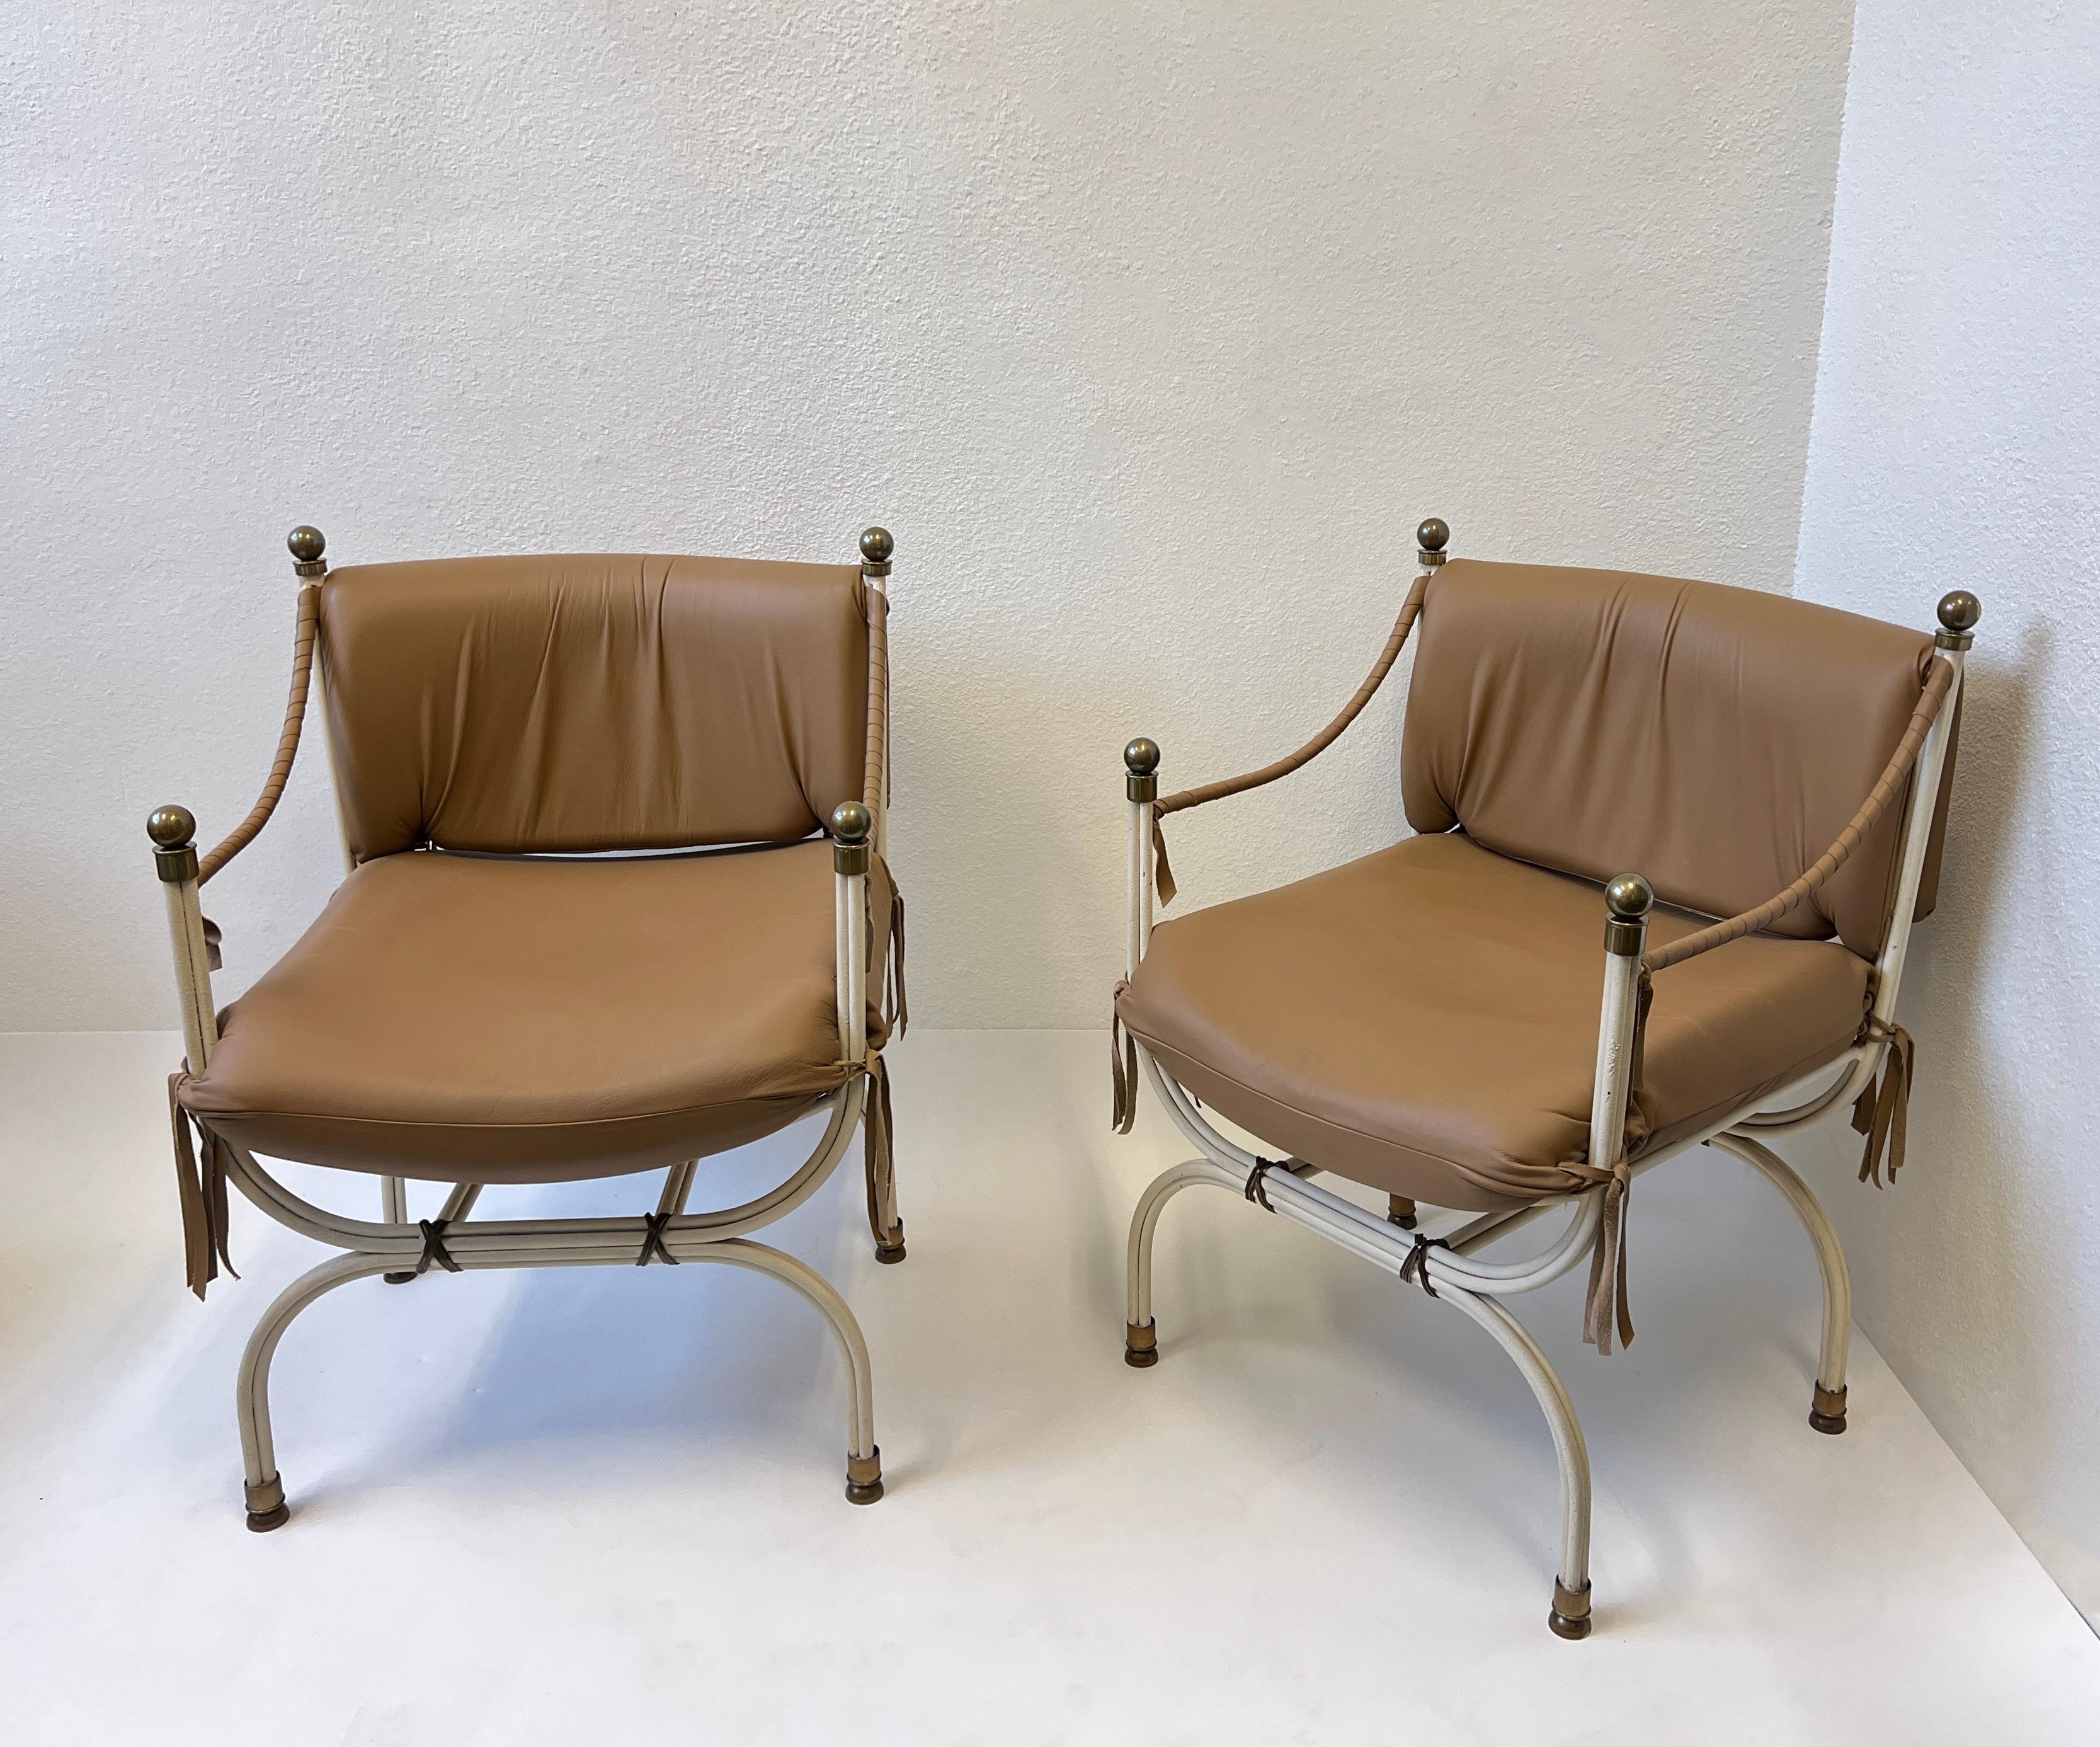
[1791,2,2100,1627]
[2,1,1851,1031]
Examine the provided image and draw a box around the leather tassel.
[1151,816,1178,908]
[1580,1166,1635,1356]
[1575,972,1653,1355]
[168,1074,237,1300]
[1854,1021,1914,1188]
[862,1051,900,1249]
[1110,980,1138,1135]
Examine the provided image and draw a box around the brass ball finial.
[830,799,873,874]
[859,527,893,576]
[1417,517,1449,567]
[831,800,873,845]
[1124,736,1160,802]
[147,804,196,848]
[1936,590,1982,645]
[1605,873,1655,918]
[287,525,327,577]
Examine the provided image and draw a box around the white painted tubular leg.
[655,1160,697,1220]
[1437,1286,1592,1597]
[1121,1152,1592,1609]
[1126,1157,1238,1329]
[234,1236,877,1526]
[1710,1132,1852,1398]
[237,1251,397,1498]
[691,1239,877,1461]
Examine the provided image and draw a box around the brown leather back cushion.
[320,555,870,860]
[1400,559,1940,959]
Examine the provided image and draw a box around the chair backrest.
[1400,559,1952,960]
[318,554,873,862]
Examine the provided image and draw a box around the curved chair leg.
[1122,1159,1230,1367]
[681,1238,885,1502]
[1711,1133,1853,1433]
[1436,1286,1595,1640]
[237,1252,399,1529]
[236,1237,884,1529]
[380,1176,416,1283]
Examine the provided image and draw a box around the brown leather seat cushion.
[181,842,893,1182]
[1117,833,1871,1211]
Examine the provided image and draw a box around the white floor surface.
[2,1029,2096,1744]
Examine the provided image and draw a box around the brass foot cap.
[244,1476,288,1532]
[1124,1320,1159,1368]
[1549,1579,1592,1640]
[1810,1382,1848,1435]
[874,1242,907,1265]
[846,1448,884,1505]
[382,1271,418,1285]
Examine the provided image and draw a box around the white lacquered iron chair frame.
[147,525,902,1530]
[1116,520,1975,1639]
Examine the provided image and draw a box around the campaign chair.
[148,525,907,1528]
[1111,517,1975,1637]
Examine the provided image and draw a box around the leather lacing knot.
[1400,1232,1451,1298]
[414,1218,462,1276]
[1110,980,1139,1135]
[636,1211,679,1266]
[1853,1016,1915,1188]
[1243,1157,1289,1212]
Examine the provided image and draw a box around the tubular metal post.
[1124,738,1160,973]
[1589,874,1653,1178]
[1868,596,1975,1031]
[831,802,871,1067]
[860,527,893,860]
[1709,1132,1853,1431]
[147,806,218,1072]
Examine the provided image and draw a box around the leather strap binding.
[1243,1157,1287,1213]
[1149,573,1429,908]
[1400,1232,1451,1298]
[198,585,320,886]
[413,1219,462,1276]
[636,1211,679,1266]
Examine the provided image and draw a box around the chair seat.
[1117,833,1871,1211]
[181,842,893,1182]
